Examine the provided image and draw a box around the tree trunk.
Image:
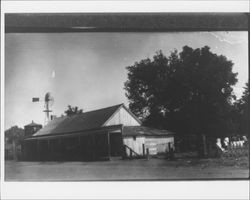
[197,134,208,158]
[202,134,208,157]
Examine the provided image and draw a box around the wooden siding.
[104,107,140,126]
[145,137,175,153]
[123,136,174,156]
[123,136,145,155]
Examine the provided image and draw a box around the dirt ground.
[5,157,249,181]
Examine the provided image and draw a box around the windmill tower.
[43,92,54,125]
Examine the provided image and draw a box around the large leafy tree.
[5,126,24,160]
[125,46,238,139]
[5,126,25,145]
[233,83,249,136]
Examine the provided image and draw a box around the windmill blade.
[45,92,51,101]
[44,92,54,106]
[49,96,54,107]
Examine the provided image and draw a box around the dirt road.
[5,158,249,181]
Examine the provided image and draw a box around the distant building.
[24,121,42,137]
[22,104,175,161]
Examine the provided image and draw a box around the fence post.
[146,148,149,160]
[122,145,126,159]
[130,149,133,158]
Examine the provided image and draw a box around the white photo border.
[1,1,249,200]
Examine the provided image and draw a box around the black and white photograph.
[1,1,249,199]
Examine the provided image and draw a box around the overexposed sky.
[4,32,248,129]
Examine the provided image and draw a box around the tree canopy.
[124,46,238,137]
[232,83,249,136]
[5,126,25,145]
[64,105,83,116]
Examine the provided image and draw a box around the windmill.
[43,92,54,125]
[32,92,54,125]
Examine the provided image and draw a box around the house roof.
[123,126,175,137]
[33,104,136,137]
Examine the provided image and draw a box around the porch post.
[92,135,96,160]
[37,140,40,161]
[59,137,62,161]
[78,136,81,160]
[107,131,111,161]
[121,125,126,159]
[48,139,50,160]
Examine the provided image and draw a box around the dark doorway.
[109,132,123,157]
[39,140,49,161]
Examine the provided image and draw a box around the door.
[109,132,123,157]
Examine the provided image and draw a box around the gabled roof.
[24,121,42,127]
[103,104,142,126]
[123,126,175,137]
[33,104,140,137]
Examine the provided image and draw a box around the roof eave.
[123,134,175,137]
[25,124,123,140]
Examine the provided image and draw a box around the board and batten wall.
[123,136,145,155]
[104,106,140,126]
[123,136,175,156]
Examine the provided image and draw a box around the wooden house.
[22,104,175,161]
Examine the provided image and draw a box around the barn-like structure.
[22,104,175,161]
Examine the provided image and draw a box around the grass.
[193,144,249,168]
[220,144,249,168]
[164,145,249,169]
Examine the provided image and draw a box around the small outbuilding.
[24,121,42,137]
[22,104,175,161]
